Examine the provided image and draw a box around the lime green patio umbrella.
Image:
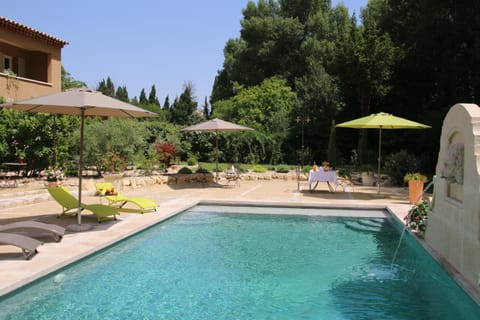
[336,112,431,193]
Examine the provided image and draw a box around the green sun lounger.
[95,182,157,214]
[48,186,118,223]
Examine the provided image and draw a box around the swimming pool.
[0,205,479,319]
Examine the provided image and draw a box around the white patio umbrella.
[1,88,158,225]
[181,118,253,181]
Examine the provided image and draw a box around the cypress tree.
[163,96,170,111]
[327,120,336,167]
[148,84,160,106]
[139,88,148,105]
[115,85,129,102]
[105,77,115,97]
[203,96,209,119]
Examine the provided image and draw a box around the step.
[0,189,51,209]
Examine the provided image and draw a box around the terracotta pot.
[48,181,58,188]
[408,180,424,204]
[48,181,62,188]
[361,172,374,186]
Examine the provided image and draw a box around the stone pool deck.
[0,179,413,297]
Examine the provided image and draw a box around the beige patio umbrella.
[181,118,253,181]
[337,112,430,194]
[1,88,158,226]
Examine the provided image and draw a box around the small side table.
[1,162,27,177]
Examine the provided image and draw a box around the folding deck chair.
[48,186,118,223]
[95,182,157,213]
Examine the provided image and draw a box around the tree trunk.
[357,94,371,164]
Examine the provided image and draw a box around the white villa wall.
[426,103,480,288]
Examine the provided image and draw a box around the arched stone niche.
[442,131,465,201]
[426,103,480,289]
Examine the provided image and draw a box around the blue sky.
[4,0,367,106]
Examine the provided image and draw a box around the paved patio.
[0,179,412,296]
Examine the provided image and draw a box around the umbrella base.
[67,223,92,232]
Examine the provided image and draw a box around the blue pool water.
[1,205,479,319]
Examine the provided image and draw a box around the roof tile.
[0,16,68,47]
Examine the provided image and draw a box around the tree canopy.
[2,0,478,177]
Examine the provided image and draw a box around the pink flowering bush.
[39,167,65,182]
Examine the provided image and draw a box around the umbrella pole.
[377,127,382,194]
[77,110,85,225]
[52,115,57,165]
[215,131,219,182]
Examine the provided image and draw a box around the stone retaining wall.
[0,171,308,192]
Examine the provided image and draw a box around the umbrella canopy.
[0,89,158,225]
[181,118,253,181]
[337,112,431,193]
[2,89,156,118]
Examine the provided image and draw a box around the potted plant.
[404,172,428,204]
[321,161,333,171]
[360,164,375,186]
[40,167,65,187]
[404,199,429,237]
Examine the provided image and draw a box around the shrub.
[195,167,210,174]
[275,164,291,173]
[155,142,177,168]
[39,167,65,182]
[337,166,354,179]
[101,149,126,173]
[238,166,248,173]
[252,165,267,173]
[177,167,192,174]
[302,166,311,174]
[65,161,78,177]
[384,150,422,186]
[187,156,198,166]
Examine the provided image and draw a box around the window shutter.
[17,57,25,77]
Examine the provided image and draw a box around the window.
[3,54,12,71]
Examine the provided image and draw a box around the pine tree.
[170,83,198,124]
